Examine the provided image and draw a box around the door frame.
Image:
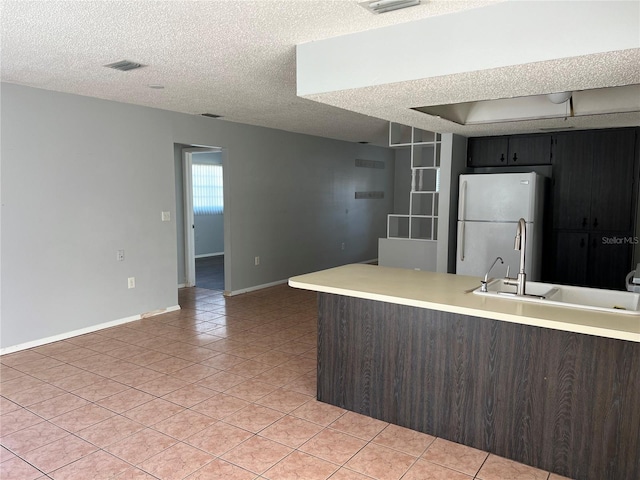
[181,146,224,288]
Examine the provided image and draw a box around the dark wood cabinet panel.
[590,129,636,232]
[467,136,508,167]
[552,131,594,230]
[467,134,551,167]
[553,128,636,232]
[589,233,633,290]
[551,231,589,286]
[548,128,638,289]
[318,293,640,480]
[551,231,632,290]
[508,134,552,165]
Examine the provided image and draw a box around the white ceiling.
[1,0,638,147]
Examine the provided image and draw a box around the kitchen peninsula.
[289,264,640,480]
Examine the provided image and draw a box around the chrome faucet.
[505,218,527,295]
[481,256,503,292]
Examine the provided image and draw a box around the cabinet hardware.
[500,153,505,163]
[582,217,587,228]
[512,153,518,162]
[593,218,598,228]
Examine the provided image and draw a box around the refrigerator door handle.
[458,180,467,262]
[459,221,465,261]
[459,180,467,220]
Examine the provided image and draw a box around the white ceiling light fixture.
[360,0,421,14]
[547,91,572,104]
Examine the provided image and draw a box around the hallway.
[195,256,224,291]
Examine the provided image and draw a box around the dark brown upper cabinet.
[467,136,509,166]
[590,129,637,232]
[508,134,553,165]
[467,134,552,167]
[552,128,636,232]
[551,131,595,230]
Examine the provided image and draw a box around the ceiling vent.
[200,113,223,119]
[104,60,144,71]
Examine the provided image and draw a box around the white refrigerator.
[456,172,544,280]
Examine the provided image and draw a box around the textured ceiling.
[305,49,640,138]
[1,0,637,147]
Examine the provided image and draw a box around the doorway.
[180,146,228,292]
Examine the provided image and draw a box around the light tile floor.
[1,285,574,480]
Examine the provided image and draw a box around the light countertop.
[289,264,640,343]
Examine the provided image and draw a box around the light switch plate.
[161,211,171,222]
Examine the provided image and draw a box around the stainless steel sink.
[473,279,640,315]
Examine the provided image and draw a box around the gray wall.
[1,83,178,349]
[440,134,468,273]
[194,215,224,257]
[171,111,394,294]
[1,82,394,350]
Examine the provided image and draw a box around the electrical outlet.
[254,256,260,266]
[161,211,171,222]
[128,277,135,289]
[117,249,125,261]
[341,243,345,250]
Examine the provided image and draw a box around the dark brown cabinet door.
[589,129,636,232]
[551,231,589,286]
[589,233,633,290]
[549,128,638,289]
[508,134,552,165]
[552,131,595,230]
[467,136,508,167]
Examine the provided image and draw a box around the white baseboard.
[225,278,288,297]
[223,260,378,297]
[359,258,378,265]
[0,305,181,356]
[195,252,224,259]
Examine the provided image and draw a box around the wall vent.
[356,158,385,169]
[104,60,144,71]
